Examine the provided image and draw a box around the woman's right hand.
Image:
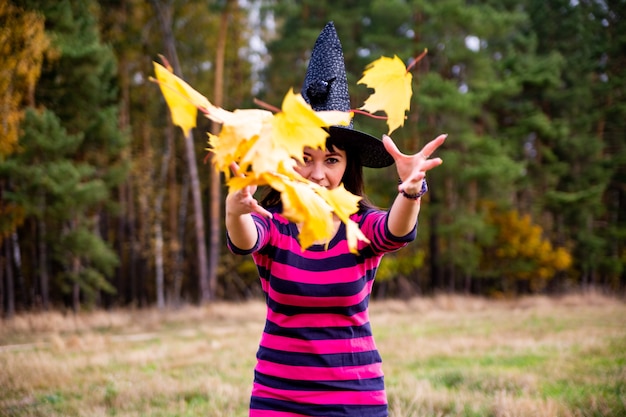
[226,163,273,219]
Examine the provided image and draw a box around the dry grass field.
[1,293,624,417]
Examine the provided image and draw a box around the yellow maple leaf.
[345,220,370,254]
[261,169,335,249]
[316,185,362,225]
[315,185,370,253]
[152,62,212,135]
[357,55,413,135]
[207,108,274,176]
[272,89,351,164]
[283,184,335,249]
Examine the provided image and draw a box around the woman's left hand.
[382,133,447,195]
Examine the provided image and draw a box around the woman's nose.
[309,163,325,182]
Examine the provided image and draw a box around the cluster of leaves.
[482,203,573,293]
[153,54,419,252]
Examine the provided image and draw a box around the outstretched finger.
[420,134,447,159]
[382,135,406,161]
[229,162,272,218]
[251,200,273,219]
[422,157,443,172]
[229,161,242,177]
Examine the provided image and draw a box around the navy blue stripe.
[226,232,255,255]
[267,294,369,317]
[384,217,417,243]
[250,396,388,417]
[257,346,381,368]
[254,370,384,392]
[269,275,371,297]
[256,264,270,280]
[256,265,271,281]
[263,320,373,340]
[272,249,368,271]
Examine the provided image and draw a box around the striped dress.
[227,206,416,417]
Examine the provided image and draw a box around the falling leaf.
[315,185,370,253]
[152,62,212,135]
[272,89,351,165]
[208,108,274,177]
[281,182,335,249]
[357,55,413,135]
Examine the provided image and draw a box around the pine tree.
[510,0,622,290]
[3,0,128,310]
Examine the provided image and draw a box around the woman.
[226,22,446,417]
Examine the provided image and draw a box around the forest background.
[1,0,625,316]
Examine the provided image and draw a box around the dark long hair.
[259,137,374,211]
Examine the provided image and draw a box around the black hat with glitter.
[301,22,394,168]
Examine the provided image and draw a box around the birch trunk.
[151,0,210,302]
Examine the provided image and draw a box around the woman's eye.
[326,157,339,164]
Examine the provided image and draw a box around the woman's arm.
[383,134,447,237]
[225,164,272,251]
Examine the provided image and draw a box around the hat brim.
[328,126,394,168]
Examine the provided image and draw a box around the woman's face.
[295,145,347,190]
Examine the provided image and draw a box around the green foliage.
[56,227,118,299]
[1,108,120,300]
[377,248,426,282]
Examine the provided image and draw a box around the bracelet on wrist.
[399,178,428,200]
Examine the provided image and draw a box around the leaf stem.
[351,109,388,120]
[406,48,428,73]
[253,98,281,113]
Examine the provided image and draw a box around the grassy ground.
[0,293,624,417]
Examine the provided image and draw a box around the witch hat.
[301,21,394,168]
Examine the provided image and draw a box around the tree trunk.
[153,116,174,309]
[3,239,14,319]
[11,232,25,309]
[70,218,81,313]
[185,130,210,302]
[429,183,442,292]
[154,216,165,308]
[38,213,49,310]
[127,178,137,305]
[116,16,131,307]
[208,0,236,300]
[0,243,4,317]
[173,172,189,305]
[167,126,180,306]
[151,0,210,303]
[72,280,80,313]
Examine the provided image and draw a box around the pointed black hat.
[301,22,394,168]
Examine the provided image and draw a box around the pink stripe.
[266,309,370,328]
[255,359,383,381]
[273,260,381,285]
[250,411,309,417]
[253,383,387,405]
[255,215,368,259]
[269,282,372,307]
[260,334,376,354]
[271,263,368,284]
